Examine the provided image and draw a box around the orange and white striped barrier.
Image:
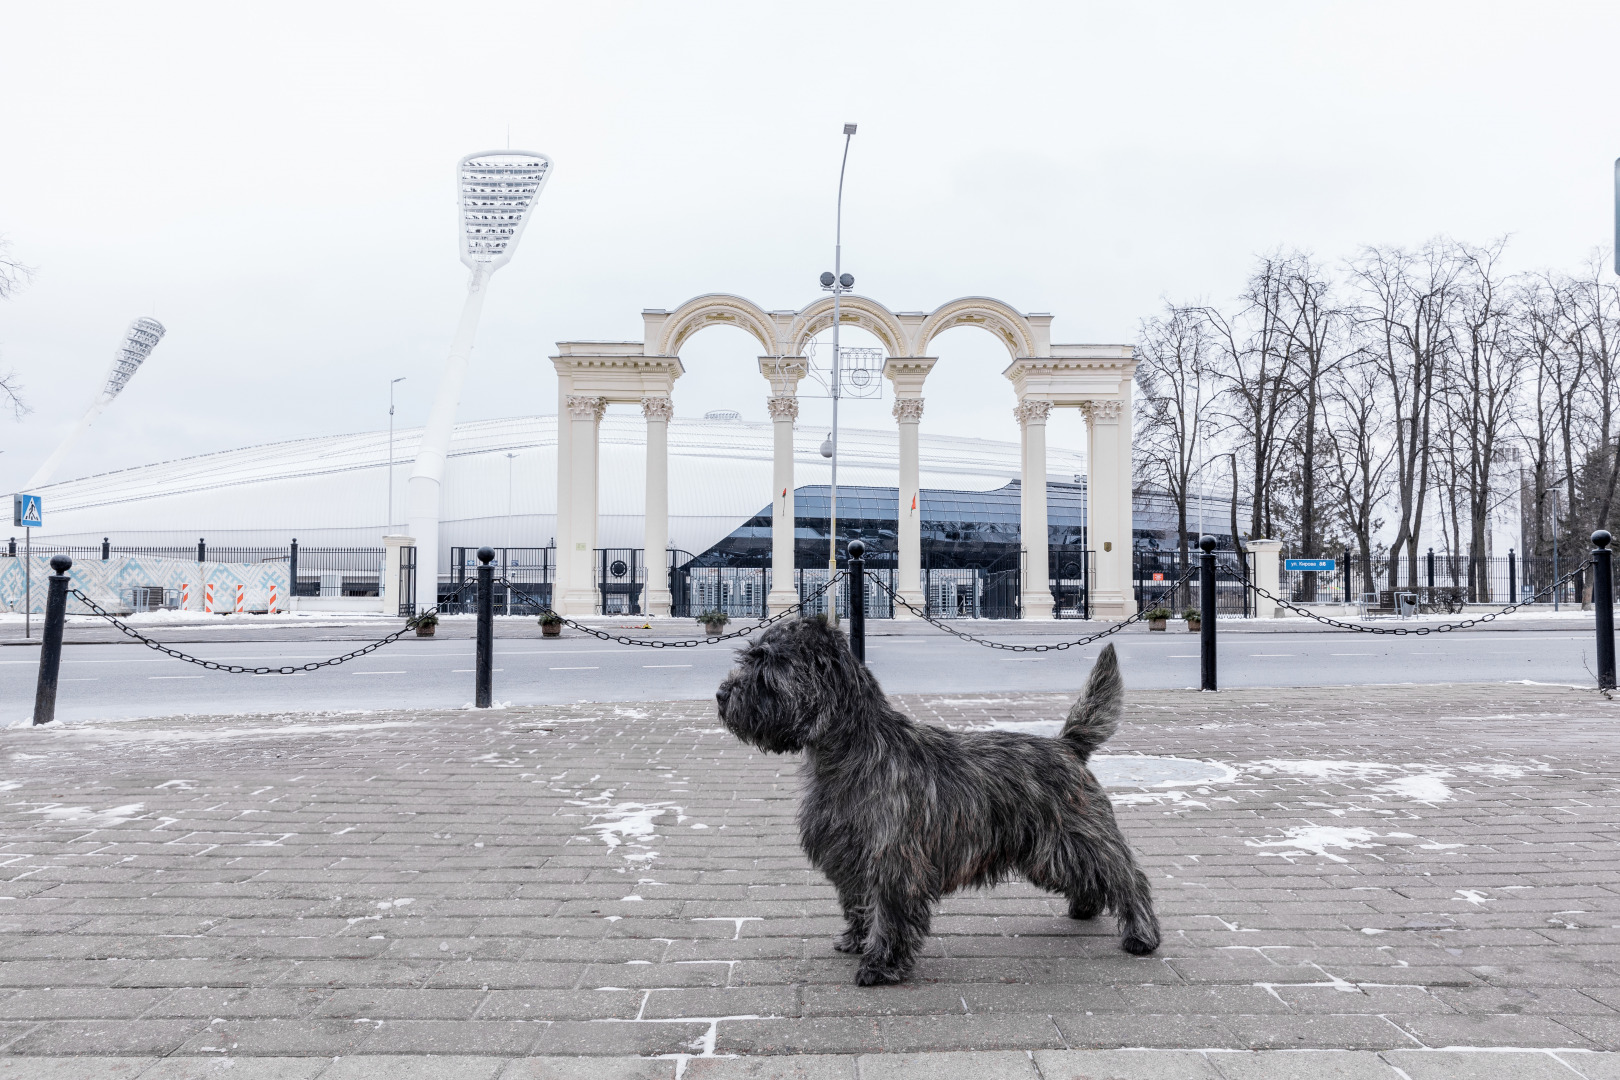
[234,584,245,614]
[267,584,279,613]
[180,583,190,610]
[204,583,215,614]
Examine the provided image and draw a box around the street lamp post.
[387,377,406,532]
[820,123,857,622]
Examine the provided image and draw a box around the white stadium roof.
[24,413,1088,564]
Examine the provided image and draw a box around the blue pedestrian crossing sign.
[1284,558,1334,572]
[13,493,42,528]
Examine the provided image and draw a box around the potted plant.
[1183,607,1202,632]
[407,610,438,638]
[697,609,729,635]
[538,611,563,638]
[1144,606,1171,631]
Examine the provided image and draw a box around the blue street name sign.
[13,493,42,528]
[1284,558,1335,572]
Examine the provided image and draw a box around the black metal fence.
[447,547,555,614]
[1133,549,1252,616]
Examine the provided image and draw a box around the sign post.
[13,494,42,639]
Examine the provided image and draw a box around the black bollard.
[1593,531,1615,691]
[476,546,495,708]
[847,539,866,663]
[1199,535,1217,692]
[33,555,73,726]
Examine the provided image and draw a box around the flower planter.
[541,623,561,637]
[1148,619,1167,631]
[703,623,726,636]
[1186,620,1201,633]
[415,625,436,637]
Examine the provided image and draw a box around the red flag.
[911,493,917,511]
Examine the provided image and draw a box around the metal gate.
[596,548,644,615]
[397,546,416,617]
[1133,549,1253,616]
[1050,545,1094,620]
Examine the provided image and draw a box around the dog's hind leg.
[1066,887,1105,921]
[1095,837,1159,955]
[856,882,932,986]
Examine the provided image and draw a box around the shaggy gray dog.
[715,618,1159,986]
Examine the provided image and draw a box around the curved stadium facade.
[16,412,1225,616]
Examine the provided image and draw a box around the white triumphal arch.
[550,294,1138,619]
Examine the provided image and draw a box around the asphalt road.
[1,626,1605,725]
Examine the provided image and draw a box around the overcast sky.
[2,1,1617,493]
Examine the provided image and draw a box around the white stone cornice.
[640,396,674,422]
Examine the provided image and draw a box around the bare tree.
[1322,354,1393,597]
[1134,303,1218,606]
[1348,240,1463,590]
[0,234,32,418]
[1204,255,1298,543]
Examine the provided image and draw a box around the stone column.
[893,397,925,618]
[766,394,800,612]
[559,394,605,615]
[1247,539,1283,619]
[1015,399,1054,620]
[554,377,573,599]
[761,358,807,613]
[1082,398,1130,619]
[641,396,673,616]
[883,358,935,619]
[381,534,415,617]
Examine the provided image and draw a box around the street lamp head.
[458,150,552,273]
[392,377,407,384]
[838,273,854,289]
[843,123,857,135]
[820,436,834,459]
[819,271,835,288]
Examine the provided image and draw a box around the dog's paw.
[832,929,865,954]
[855,964,906,986]
[1121,932,1159,956]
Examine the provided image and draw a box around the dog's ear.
[1060,643,1123,759]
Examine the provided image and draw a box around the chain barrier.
[499,573,847,649]
[871,567,1201,653]
[64,582,478,675]
[1247,566,1588,635]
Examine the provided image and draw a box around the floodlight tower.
[405,151,552,611]
[25,317,165,490]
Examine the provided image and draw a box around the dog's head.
[715,616,863,754]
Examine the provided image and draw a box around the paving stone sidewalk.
[3,683,1619,1078]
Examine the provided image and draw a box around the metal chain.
[64,582,477,675]
[1247,566,1588,635]
[499,573,846,648]
[871,567,1201,652]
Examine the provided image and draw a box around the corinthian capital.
[766,395,799,421]
[566,394,607,420]
[641,396,674,423]
[1079,398,1124,423]
[892,397,925,423]
[1013,399,1052,426]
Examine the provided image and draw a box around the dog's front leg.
[831,873,869,954]
[856,882,931,986]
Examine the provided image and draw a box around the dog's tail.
[1060,643,1123,760]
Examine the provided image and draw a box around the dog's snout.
[715,681,731,711]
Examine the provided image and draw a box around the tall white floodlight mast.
[25,317,165,490]
[406,151,551,611]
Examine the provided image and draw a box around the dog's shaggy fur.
[716,618,1160,986]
